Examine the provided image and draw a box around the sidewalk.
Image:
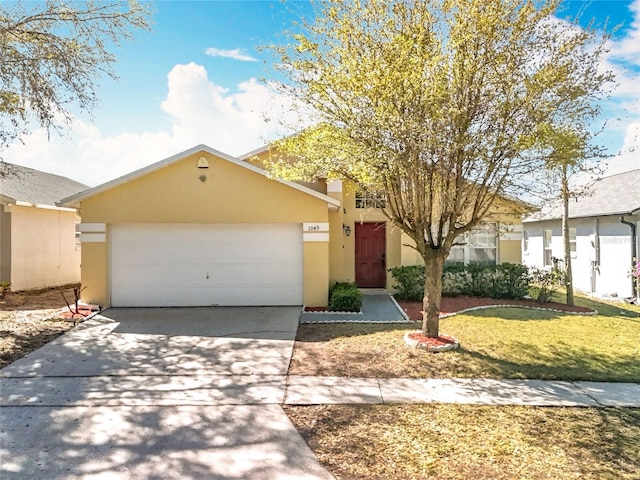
[284,376,640,407]
[4,374,636,408]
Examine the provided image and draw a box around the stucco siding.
[400,217,524,268]
[81,155,328,224]
[9,205,80,290]
[499,240,521,264]
[329,187,402,289]
[523,215,638,298]
[303,241,330,306]
[0,204,11,284]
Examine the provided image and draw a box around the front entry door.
[355,222,386,288]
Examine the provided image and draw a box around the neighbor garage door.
[110,224,303,307]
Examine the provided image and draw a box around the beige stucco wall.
[0,203,11,284]
[79,151,332,307]
[499,240,522,264]
[327,181,525,290]
[8,205,80,290]
[399,211,524,268]
[328,182,402,289]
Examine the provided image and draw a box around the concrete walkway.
[300,294,408,323]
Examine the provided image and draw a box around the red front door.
[355,222,386,288]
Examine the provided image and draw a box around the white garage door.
[110,224,303,307]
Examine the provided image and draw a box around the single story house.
[61,145,525,308]
[1,163,88,291]
[522,169,640,299]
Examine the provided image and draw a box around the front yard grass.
[285,404,640,480]
[290,296,640,382]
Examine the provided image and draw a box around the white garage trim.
[110,224,303,307]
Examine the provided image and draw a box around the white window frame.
[569,228,577,258]
[543,229,553,267]
[355,191,387,209]
[75,222,82,251]
[447,223,498,265]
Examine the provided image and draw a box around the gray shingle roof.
[524,169,640,222]
[0,162,88,207]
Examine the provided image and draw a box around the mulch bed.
[398,296,595,321]
[55,307,96,320]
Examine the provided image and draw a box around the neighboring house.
[62,144,527,308]
[522,169,640,299]
[0,163,88,291]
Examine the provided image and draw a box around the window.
[355,191,386,209]
[446,224,498,266]
[543,229,553,267]
[467,224,498,265]
[569,228,577,258]
[75,222,81,251]
[523,230,529,254]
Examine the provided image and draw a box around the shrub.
[388,265,425,301]
[465,263,494,297]
[529,267,563,303]
[442,263,469,296]
[0,281,10,299]
[489,263,530,299]
[329,282,363,312]
[391,263,531,300]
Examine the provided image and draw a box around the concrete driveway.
[0,307,333,480]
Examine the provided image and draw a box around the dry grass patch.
[285,404,640,480]
[0,286,78,368]
[291,298,640,381]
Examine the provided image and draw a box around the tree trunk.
[561,165,575,306]
[422,251,445,337]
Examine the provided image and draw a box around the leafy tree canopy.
[0,0,152,152]
[266,0,613,336]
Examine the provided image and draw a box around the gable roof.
[60,144,341,210]
[524,169,640,222]
[0,162,88,207]
[238,144,270,161]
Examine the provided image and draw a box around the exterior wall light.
[197,156,209,168]
[343,224,351,236]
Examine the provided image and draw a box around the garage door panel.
[111,224,303,307]
[112,285,302,307]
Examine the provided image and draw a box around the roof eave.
[238,144,270,161]
[60,144,341,210]
[523,210,639,223]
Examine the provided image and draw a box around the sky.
[3,0,639,187]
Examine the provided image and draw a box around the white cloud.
[593,0,640,174]
[160,62,303,152]
[1,63,303,187]
[605,121,640,175]
[204,47,258,62]
[610,0,640,59]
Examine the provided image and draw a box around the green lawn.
[290,295,640,382]
[288,295,640,479]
